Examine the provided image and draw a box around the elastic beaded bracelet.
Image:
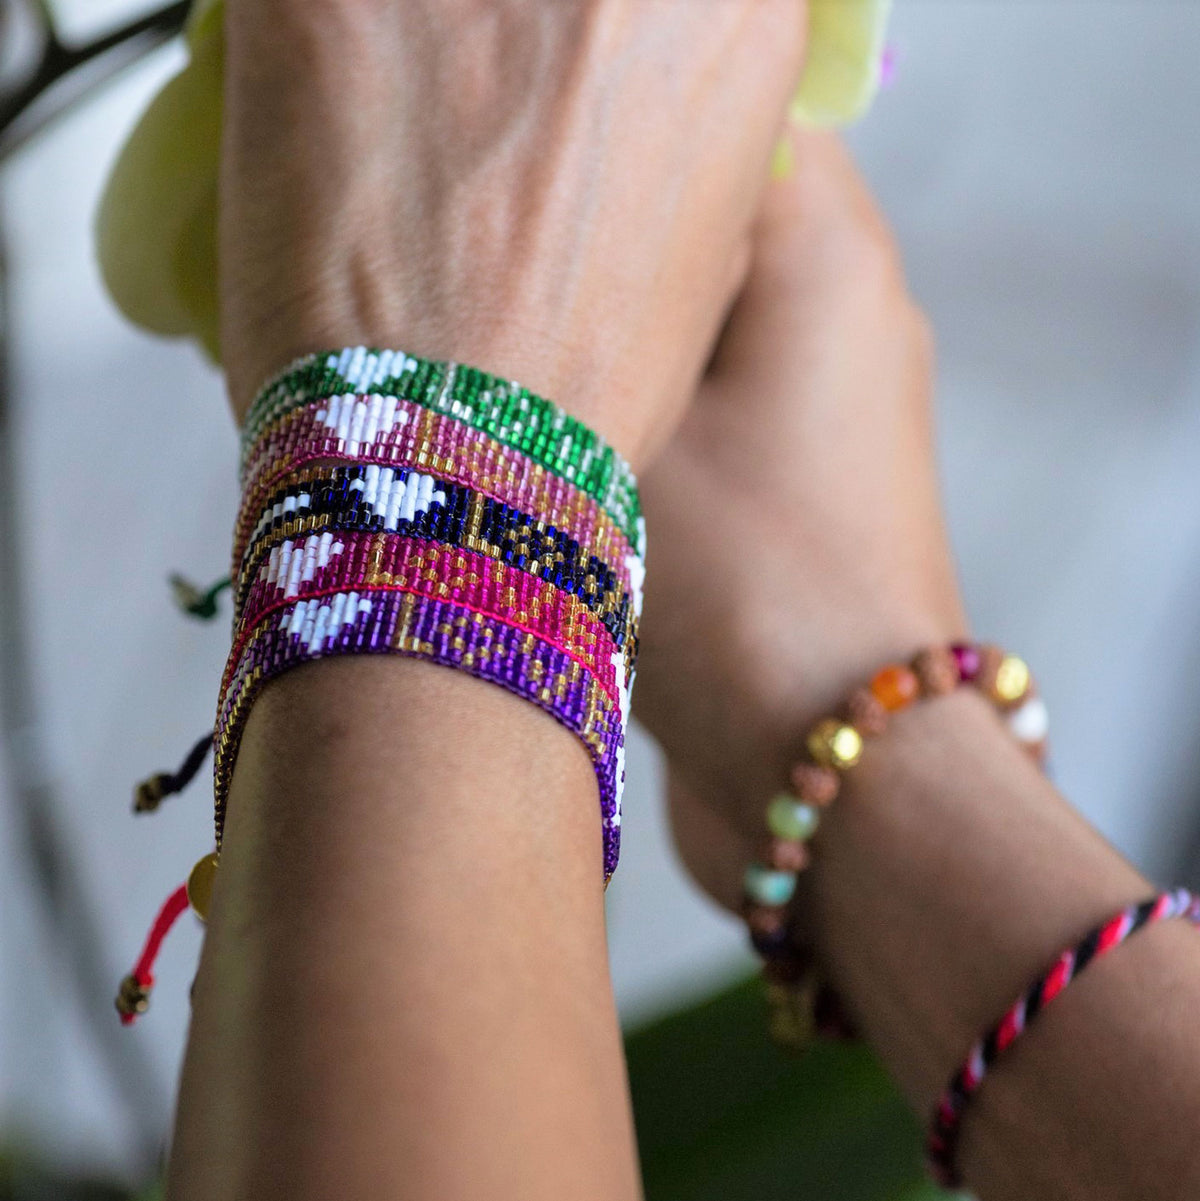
[743,643,1049,1051]
[926,888,1200,1187]
[116,347,640,1024]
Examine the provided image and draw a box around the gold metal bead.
[187,852,219,923]
[115,974,150,1018]
[765,980,818,1053]
[806,718,864,771]
[994,655,1031,704]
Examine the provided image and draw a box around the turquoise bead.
[766,796,820,842]
[744,863,797,907]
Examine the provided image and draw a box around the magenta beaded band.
[927,888,1200,1187]
[231,465,637,646]
[214,588,626,880]
[229,534,629,702]
[237,397,642,584]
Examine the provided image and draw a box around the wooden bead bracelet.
[741,642,1049,1051]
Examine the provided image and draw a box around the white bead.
[385,476,406,528]
[416,472,434,514]
[361,394,384,446]
[401,474,419,523]
[1008,696,1049,743]
[363,463,381,508]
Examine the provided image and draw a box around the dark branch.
[0,1,190,160]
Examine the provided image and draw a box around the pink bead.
[951,642,981,682]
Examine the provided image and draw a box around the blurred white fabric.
[2,0,1199,1182]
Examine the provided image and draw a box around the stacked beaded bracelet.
[116,347,644,1023]
[742,642,1050,1051]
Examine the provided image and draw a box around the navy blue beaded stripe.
[235,465,636,649]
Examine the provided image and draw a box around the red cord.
[117,882,190,1026]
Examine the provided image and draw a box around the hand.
[633,129,967,909]
[218,0,807,466]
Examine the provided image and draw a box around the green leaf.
[626,975,955,1201]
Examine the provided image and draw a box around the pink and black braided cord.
[927,887,1200,1187]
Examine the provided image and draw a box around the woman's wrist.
[708,602,971,823]
[172,658,640,1201]
[802,687,1148,1109]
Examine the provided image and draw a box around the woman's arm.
[170,662,639,1200]
[166,3,807,1198]
[638,128,1200,1200]
[814,690,1200,1199]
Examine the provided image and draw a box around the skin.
[637,129,1200,1200]
[168,3,806,1200]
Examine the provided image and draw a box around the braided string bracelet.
[116,347,642,1023]
[741,642,1049,1050]
[927,888,1200,1187]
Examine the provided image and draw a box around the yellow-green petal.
[94,1,222,351]
[793,0,893,127]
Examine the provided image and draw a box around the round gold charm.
[187,852,219,922]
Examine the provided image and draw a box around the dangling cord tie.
[169,573,232,620]
[133,731,213,813]
[115,882,190,1026]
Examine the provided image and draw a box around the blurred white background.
[2,0,1199,1185]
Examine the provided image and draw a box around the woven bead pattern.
[241,348,644,553]
[215,347,640,885]
[238,394,643,571]
[232,465,637,647]
[214,590,625,879]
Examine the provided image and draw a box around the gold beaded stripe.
[234,413,641,593]
[233,510,637,649]
[220,536,634,713]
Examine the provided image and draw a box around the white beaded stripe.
[280,593,374,652]
[264,534,348,598]
[329,348,420,390]
[312,392,409,456]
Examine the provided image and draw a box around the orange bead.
[870,664,920,712]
